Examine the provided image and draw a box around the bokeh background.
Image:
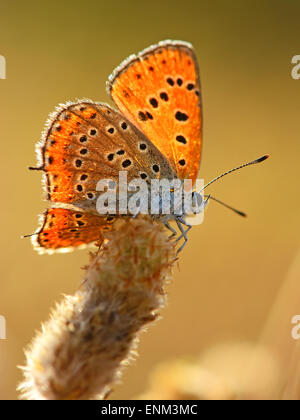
[0,0,300,399]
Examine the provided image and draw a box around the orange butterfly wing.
[107,40,203,184]
[32,208,115,254]
[34,100,175,208]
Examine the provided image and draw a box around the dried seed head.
[19,216,175,400]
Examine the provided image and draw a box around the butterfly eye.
[140,172,148,180]
[87,192,95,200]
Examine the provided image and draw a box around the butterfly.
[27,40,203,254]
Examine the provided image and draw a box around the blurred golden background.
[0,0,299,399]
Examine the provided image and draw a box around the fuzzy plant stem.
[19,216,176,400]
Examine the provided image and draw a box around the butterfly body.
[29,40,203,254]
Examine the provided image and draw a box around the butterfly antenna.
[200,155,269,193]
[204,194,247,217]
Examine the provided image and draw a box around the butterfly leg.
[204,194,211,207]
[174,195,208,253]
[164,221,177,239]
[175,217,192,253]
